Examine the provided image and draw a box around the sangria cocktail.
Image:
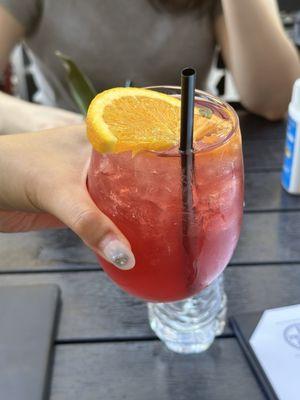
[87,86,243,352]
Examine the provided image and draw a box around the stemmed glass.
[87,86,244,353]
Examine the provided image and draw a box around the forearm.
[220,0,300,119]
[0,133,37,211]
[0,91,32,133]
[0,91,84,134]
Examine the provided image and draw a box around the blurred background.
[207,0,300,103]
[1,0,300,107]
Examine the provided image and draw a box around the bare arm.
[0,4,24,71]
[215,0,300,120]
[0,5,82,134]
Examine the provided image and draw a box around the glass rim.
[143,85,239,156]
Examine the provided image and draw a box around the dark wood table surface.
[1,112,300,400]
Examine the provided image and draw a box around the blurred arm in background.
[215,0,300,120]
[0,5,82,134]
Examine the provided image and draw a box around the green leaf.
[55,51,97,115]
[198,106,212,119]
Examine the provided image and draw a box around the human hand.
[0,125,135,270]
[1,91,84,134]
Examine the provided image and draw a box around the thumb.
[49,187,135,270]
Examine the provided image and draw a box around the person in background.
[0,0,299,269]
[0,0,299,134]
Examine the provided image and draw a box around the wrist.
[0,92,18,133]
[0,92,32,134]
[0,135,13,210]
[0,134,38,211]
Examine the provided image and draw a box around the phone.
[0,284,61,400]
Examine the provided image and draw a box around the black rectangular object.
[0,284,60,400]
[229,312,279,400]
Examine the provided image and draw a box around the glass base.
[148,274,227,354]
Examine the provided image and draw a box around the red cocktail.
[87,87,243,303]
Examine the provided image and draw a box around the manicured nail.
[99,238,135,270]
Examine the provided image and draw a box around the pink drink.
[88,92,244,302]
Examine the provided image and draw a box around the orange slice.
[86,87,231,153]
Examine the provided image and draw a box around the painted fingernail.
[99,238,135,270]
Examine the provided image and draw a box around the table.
[1,113,300,400]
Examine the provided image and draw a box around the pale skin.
[0,125,136,270]
[215,0,300,120]
[0,0,299,268]
[0,0,300,133]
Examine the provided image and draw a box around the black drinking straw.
[180,68,196,244]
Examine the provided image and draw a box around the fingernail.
[99,237,135,270]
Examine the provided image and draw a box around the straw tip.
[181,67,196,77]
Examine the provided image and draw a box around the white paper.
[250,304,300,400]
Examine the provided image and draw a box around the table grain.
[1,114,299,400]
